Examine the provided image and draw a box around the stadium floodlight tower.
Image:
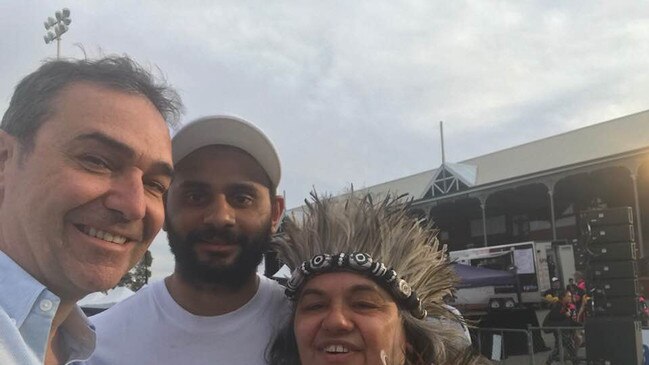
[43,8,71,59]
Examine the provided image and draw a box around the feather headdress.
[271,191,457,319]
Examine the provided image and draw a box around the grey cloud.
[3,1,649,280]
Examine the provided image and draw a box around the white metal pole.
[440,121,445,165]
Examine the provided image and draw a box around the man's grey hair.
[1,56,183,150]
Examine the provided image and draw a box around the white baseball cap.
[172,115,281,189]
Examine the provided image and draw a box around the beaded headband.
[285,252,427,319]
[271,192,456,324]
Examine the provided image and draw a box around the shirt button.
[39,299,53,312]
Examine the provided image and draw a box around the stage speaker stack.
[580,207,643,365]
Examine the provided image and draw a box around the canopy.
[452,263,516,288]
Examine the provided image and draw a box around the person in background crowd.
[438,293,472,345]
[566,278,578,294]
[267,192,489,365]
[545,290,580,365]
[572,271,586,307]
[542,277,562,306]
[546,256,557,280]
[0,56,182,365]
[638,295,649,326]
[86,116,288,365]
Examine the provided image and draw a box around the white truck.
[449,240,577,311]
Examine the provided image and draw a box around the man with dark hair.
[86,116,288,365]
[0,56,182,365]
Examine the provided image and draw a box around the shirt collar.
[0,250,96,362]
[0,250,46,328]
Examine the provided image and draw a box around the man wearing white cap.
[86,116,287,365]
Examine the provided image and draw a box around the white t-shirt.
[84,275,289,365]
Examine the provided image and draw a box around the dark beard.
[166,220,271,290]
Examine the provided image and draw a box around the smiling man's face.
[164,145,284,289]
[0,81,172,298]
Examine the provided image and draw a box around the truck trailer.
[449,240,577,310]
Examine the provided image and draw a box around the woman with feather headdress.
[267,192,490,365]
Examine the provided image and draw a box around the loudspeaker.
[580,207,633,227]
[592,278,640,297]
[585,317,642,365]
[587,224,635,244]
[574,243,590,271]
[589,261,638,279]
[592,295,641,316]
[589,242,637,262]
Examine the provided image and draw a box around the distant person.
[542,277,561,305]
[638,294,649,326]
[574,271,586,291]
[545,290,580,365]
[86,116,288,365]
[0,57,182,365]
[547,256,557,279]
[566,278,578,293]
[440,294,472,345]
[572,271,587,307]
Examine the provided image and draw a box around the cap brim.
[172,115,281,189]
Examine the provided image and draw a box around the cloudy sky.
[2,1,649,281]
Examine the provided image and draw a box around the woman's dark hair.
[266,316,300,365]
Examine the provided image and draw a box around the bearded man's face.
[164,145,281,288]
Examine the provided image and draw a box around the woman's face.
[294,272,406,365]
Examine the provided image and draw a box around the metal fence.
[470,325,586,365]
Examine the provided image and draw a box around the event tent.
[452,263,516,288]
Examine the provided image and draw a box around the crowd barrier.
[470,325,587,364]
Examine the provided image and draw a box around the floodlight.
[42,8,72,59]
[56,24,68,36]
[56,24,67,35]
